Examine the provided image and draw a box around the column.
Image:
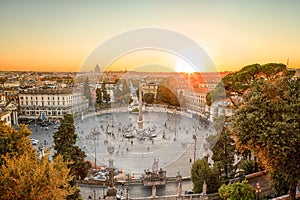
[138,84,143,129]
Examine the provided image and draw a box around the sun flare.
[175,57,196,73]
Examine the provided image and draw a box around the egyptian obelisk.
[138,84,143,129]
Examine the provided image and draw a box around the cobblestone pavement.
[26,107,216,199]
[75,107,215,178]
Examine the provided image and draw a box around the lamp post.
[126,173,130,200]
[94,136,97,169]
[193,134,197,163]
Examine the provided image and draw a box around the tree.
[239,159,262,175]
[209,63,290,108]
[102,83,111,105]
[114,79,130,106]
[0,123,35,166]
[0,153,76,199]
[178,90,187,108]
[270,169,290,197]
[0,122,76,199]
[156,85,180,107]
[95,87,103,107]
[0,77,7,88]
[53,114,76,154]
[191,158,220,194]
[218,180,255,200]
[53,114,91,199]
[207,128,236,182]
[231,76,300,200]
[143,93,154,104]
[95,83,111,108]
[83,78,92,106]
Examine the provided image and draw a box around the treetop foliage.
[231,76,300,199]
[209,63,294,108]
[191,158,220,194]
[0,122,76,199]
[218,180,255,200]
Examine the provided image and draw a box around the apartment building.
[18,88,88,120]
[142,82,159,100]
[184,87,209,117]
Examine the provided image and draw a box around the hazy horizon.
[1,1,300,72]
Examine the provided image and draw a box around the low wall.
[130,193,220,200]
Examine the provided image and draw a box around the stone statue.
[203,180,207,194]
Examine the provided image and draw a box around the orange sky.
[1,1,300,72]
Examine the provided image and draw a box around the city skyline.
[1,1,300,72]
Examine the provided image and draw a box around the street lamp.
[193,134,197,163]
[126,173,130,200]
[94,137,97,169]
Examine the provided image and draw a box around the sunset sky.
[1,0,300,72]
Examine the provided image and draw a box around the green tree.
[206,92,212,106]
[95,87,103,107]
[209,63,290,108]
[207,128,236,182]
[102,83,111,105]
[231,76,300,200]
[239,160,259,175]
[143,93,154,104]
[0,122,76,199]
[53,114,91,199]
[156,85,180,107]
[83,78,92,106]
[218,180,255,200]
[270,169,290,197]
[191,158,220,193]
[114,79,130,106]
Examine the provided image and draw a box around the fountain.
[141,158,166,197]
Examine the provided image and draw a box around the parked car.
[184,190,194,195]
[31,138,39,145]
[53,125,60,129]
[93,175,107,181]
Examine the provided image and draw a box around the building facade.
[142,82,159,100]
[184,87,209,118]
[18,88,88,120]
